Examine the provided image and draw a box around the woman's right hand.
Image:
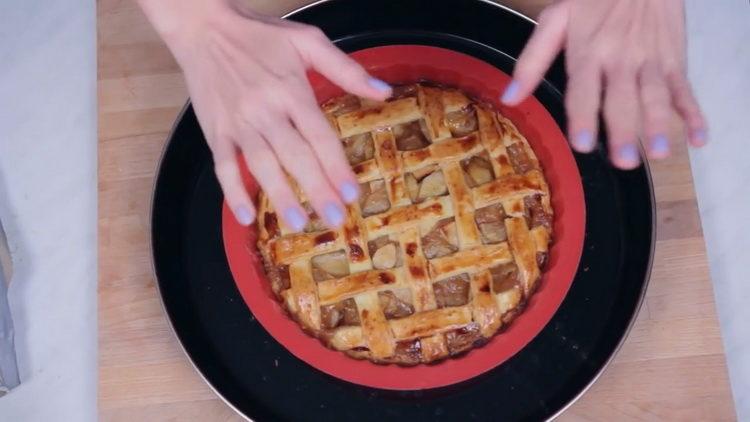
[138,0,392,230]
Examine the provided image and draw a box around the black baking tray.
[151,0,654,420]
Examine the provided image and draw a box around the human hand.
[138,0,392,228]
[501,0,707,169]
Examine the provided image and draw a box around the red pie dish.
[222,45,585,390]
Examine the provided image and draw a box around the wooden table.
[98,0,736,420]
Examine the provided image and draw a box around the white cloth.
[0,0,96,420]
[686,1,750,419]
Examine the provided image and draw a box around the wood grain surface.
[98,0,736,420]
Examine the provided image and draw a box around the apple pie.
[256,83,553,365]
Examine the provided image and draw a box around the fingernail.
[235,206,254,226]
[324,202,345,227]
[340,181,359,204]
[368,77,391,93]
[501,80,520,104]
[283,207,307,232]
[617,144,640,167]
[650,134,670,156]
[692,129,708,146]
[573,130,595,152]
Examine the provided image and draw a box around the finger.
[639,62,673,159]
[239,131,309,232]
[212,140,256,226]
[292,27,392,101]
[502,1,569,106]
[668,71,708,147]
[286,80,360,204]
[603,68,642,169]
[565,64,602,153]
[260,118,348,229]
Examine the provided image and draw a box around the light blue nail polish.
[650,134,669,155]
[573,130,595,152]
[284,208,307,232]
[235,206,254,226]
[340,181,359,204]
[501,80,520,104]
[324,202,345,227]
[618,144,640,165]
[692,129,708,146]
[368,78,391,93]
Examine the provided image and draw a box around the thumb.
[501,1,569,106]
[292,28,392,100]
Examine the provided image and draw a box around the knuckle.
[602,100,631,129]
[336,60,366,80]
[301,178,335,200]
[282,157,323,183]
[566,55,594,73]
[604,59,637,79]
[671,85,699,112]
[640,89,669,109]
[299,125,334,146]
[258,76,283,92]
[566,47,600,69]
[564,93,577,113]
[277,70,304,85]
[300,113,341,138]
[332,158,354,175]
[564,92,594,117]
[660,59,684,78]
[276,80,308,106]
[566,68,598,94]
[514,59,539,79]
[273,129,305,150]
[211,126,236,147]
[269,59,305,82]
[214,159,239,181]
[264,181,292,201]
[591,42,614,63]
[536,9,552,25]
[665,67,693,90]
[237,100,259,122]
[643,104,670,125]
[281,145,316,168]
[536,5,560,26]
[564,84,585,106]
[298,24,326,40]
[688,111,706,127]
[248,109,279,132]
[243,147,275,170]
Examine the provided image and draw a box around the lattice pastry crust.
[257,83,553,365]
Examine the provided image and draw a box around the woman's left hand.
[502,0,707,169]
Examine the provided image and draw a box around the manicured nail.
[617,144,640,167]
[340,181,359,204]
[650,134,670,156]
[368,77,391,93]
[235,206,254,226]
[324,202,345,227]
[573,130,595,152]
[501,80,520,104]
[283,207,307,232]
[692,129,708,146]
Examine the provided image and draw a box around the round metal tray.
[151,1,655,420]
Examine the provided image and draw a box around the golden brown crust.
[256,83,554,365]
